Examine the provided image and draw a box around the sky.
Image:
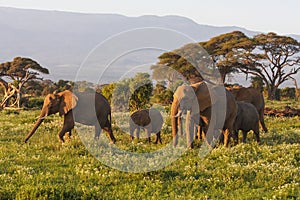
[0,0,299,35]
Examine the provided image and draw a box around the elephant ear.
[58,90,78,116]
[192,82,212,112]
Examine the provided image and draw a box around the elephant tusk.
[174,110,183,118]
[38,114,47,120]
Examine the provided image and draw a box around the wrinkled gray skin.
[234,101,260,143]
[25,90,116,144]
[171,82,237,148]
[229,87,268,133]
[129,108,163,144]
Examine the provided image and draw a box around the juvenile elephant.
[24,90,116,144]
[234,101,260,143]
[129,108,163,144]
[171,82,237,148]
[228,87,268,133]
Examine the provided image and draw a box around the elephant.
[129,108,163,144]
[228,87,268,133]
[24,90,116,144]
[234,101,260,143]
[171,82,238,148]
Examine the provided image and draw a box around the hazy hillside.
[0,7,299,85]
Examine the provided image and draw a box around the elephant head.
[171,82,214,147]
[24,90,78,143]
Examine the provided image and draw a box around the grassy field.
[0,101,300,199]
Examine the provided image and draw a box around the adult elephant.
[129,108,163,144]
[171,82,237,148]
[228,87,268,133]
[24,90,116,144]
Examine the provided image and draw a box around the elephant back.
[236,101,259,132]
[73,91,111,125]
[130,109,151,127]
[130,108,163,133]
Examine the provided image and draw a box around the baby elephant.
[129,108,163,144]
[234,101,260,143]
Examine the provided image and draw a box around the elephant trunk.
[171,98,180,146]
[24,110,47,143]
[185,110,195,148]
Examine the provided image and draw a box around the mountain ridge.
[0,7,299,85]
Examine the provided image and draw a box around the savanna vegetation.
[1,30,300,199]
[0,101,299,199]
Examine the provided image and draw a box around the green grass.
[0,103,300,199]
[265,99,300,109]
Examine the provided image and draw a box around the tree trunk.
[267,86,279,100]
[290,76,299,100]
[0,85,16,108]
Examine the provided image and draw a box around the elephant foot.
[153,140,162,145]
[187,143,194,149]
[58,135,65,143]
[66,132,72,141]
[110,138,116,144]
[173,137,178,147]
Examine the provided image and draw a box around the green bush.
[280,87,296,100]
[26,97,44,109]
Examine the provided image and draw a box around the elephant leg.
[101,126,116,144]
[135,127,140,140]
[94,122,102,140]
[253,128,260,143]
[145,128,151,143]
[129,126,134,141]
[66,130,72,141]
[178,117,183,137]
[232,130,238,146]
[101,122,116,144]
[172,115,179,147]
[259,109,268,133]
[223,129,231,147]
[186,111,194,149]
[154,131,162,144]
[242,130,247,143]
[58,126,73,143]
[58,113,74,143]
[194,125,199,140]
[98,114,116,144]
[197,125,202,141]
[233,130,239,145]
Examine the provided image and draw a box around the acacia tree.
[0,57,49,108]
[238,32,300,100]
[200,31,253,83]
[151,43,216,84]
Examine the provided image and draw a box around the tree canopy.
[200,31,253,83]
[152,31,300,100]
[151,43,217,84]
[0,57,49,108]
[238,32,300,99]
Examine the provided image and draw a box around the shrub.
[26,97,44,109]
